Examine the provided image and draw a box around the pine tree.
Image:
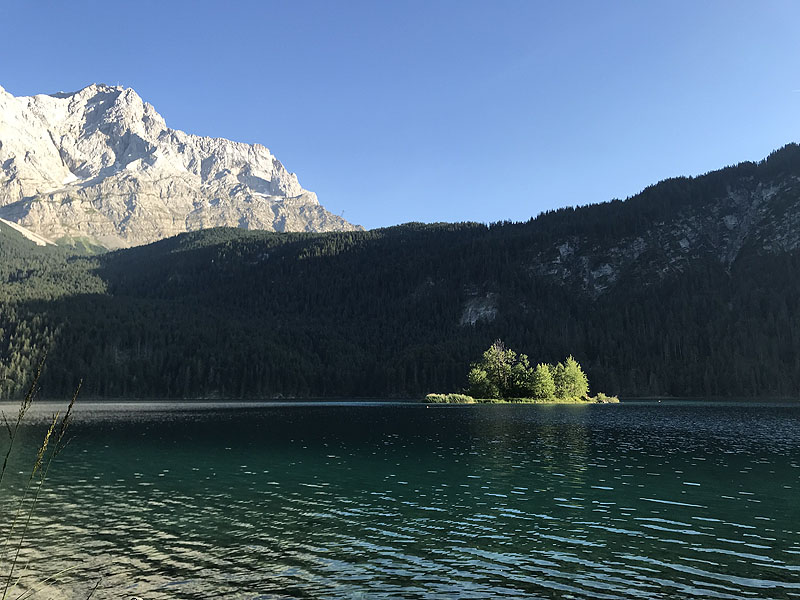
[467,366,499,399]
[530,363,556,400]
[509,353,533,397]
[560,355,589,399]
[550,362,567,398]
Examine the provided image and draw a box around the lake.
[1,401,799,599]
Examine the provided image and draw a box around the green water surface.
[1,401,798,599]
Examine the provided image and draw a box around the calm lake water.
[1,401,799,599]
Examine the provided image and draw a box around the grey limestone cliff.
[0,83,361,248]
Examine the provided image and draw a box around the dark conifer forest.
[2,144,800,399]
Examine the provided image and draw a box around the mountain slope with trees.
[2,144,800,399]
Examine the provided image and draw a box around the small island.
[425,340,619,404]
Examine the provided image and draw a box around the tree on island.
[467,365,499,399]
[530,363,556,400]
[468,339,523,398]
[479,340,516,396]
[551,356,589,399]
[466,340,589,401]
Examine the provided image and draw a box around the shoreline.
[1,397,797,408]
[424,392,619,404]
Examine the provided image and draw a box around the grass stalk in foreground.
[0,358,44,489]
[0,361,82,600]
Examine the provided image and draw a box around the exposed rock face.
[460,292,498,326]
[0,83,361,248]
[531,177,800,297]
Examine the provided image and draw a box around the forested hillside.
[2,144,800,399]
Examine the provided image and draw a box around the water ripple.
[1,401,798,599]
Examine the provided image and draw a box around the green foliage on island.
[473,395,618,404]
[424,393,618,405]
[466,340,590,400]
[425,393,476,404]
[456,340,612,403]
[1,144,800,399]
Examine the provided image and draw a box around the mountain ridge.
[2,144,800,399]
[0,83,361,248]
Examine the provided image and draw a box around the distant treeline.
[2,144,800,399]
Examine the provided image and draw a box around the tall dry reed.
[0,358,85,600]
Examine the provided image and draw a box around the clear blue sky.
[2,0,799,229]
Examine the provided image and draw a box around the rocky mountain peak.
[0,83,360,248]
